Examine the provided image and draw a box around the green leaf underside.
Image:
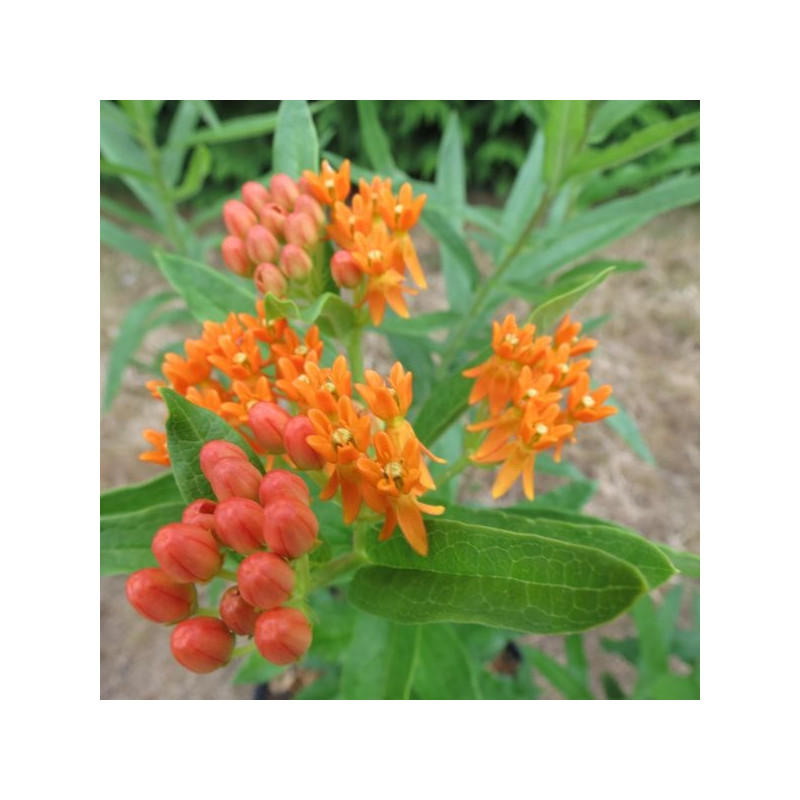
[161,388,262,503]
[350,519,647,634]
[262,292,355,339]
[273,100,319,177]
[100,471,182,516]
[155,252,256,323]
[445,506,675,590]
[100,502,185,575]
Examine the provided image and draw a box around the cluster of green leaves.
[101,100,700,699]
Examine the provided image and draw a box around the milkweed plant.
[101,100,700,699]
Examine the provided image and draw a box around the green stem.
[308,551,367,593]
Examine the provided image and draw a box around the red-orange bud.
[262,500,319,558]
[330,250,362,288]
[214,497,265,554]
[221,236,251,277]
[223,199,257,238]
[246,225,280,265]
[182,499,217,533]
[284,211,319,248]
[259,470,311,508]
[269,173,300,210]
[283,416,325,471]
[237,552,295,610]
[254,263,288,298]
[171,617,235,674]
[279,243,313,281]
[259,203,286,237]
[207,458,262,502]
[248,402,291,454]
[152,523,222,583]
[294,194,325,227]
[219,586,260,636]
[255,607,312,665]
[241,181,271,214]
[126,568,197,624]
[199,440,249,477]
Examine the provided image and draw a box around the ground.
[100,205,699,700]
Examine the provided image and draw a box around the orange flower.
[302,159,351,205]
[307,395,373,524]
[554,313,598,357]
[269,324,323,371]
[357,431,444,556]
[140,429,170,466]
[355,362,413,424]
[276,355,352,415]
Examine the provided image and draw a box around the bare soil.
[100,206,699,700]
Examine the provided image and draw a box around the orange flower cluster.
[302,160,429,325]
[463,313,616,501]
[141,300,322,465]
[285,357,444,556]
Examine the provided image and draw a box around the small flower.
[302,159,351,205]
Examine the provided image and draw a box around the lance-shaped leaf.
[412,624,482,699]
[161,388,262,503]
[100,471,182,517]
[349,518,647,635]
[273,100,319,176]
[542,100,587,191]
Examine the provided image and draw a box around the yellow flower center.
[332,428,354,448]
[233,352,248,365]
[383,460,405,489]
[504,334,519,347]
[324,380,337,393]
[535,423,548,436]
[295,345,308,356]
[582,395,596,408]
[524,388,538,399]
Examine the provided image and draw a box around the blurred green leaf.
[233,652,285,686]
[422,205,480,304]
[519,100,546,127]
[161,388,263,503]
[162,101,201,186]
[411,365,473,448]
[529,266,616,331]
[273,100,319,176]
[155,252,256,322]
[190,100,221,130]
[657,544,700,578]
[542,100,587,190]
[372,310,461,338]
[500,132,546,247]
[101,196,160,231]
[413,624,481,699]
[602,672,626,699]
[100,472,182,517]
[103,291,175,411]
[565,634,589,685]
[262,291,356,339]
[588,100,649,143]
[570,113,700,178]
[605,398,656,465]
[100,217,156,265]
[356,100,397,175]
[522,645,594,699]
[171,145,212,202]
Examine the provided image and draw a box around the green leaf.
[553,258,645,285]
[528,479,597,511]
[500,132,546,246]
[639,673,699,700]
[233,652,285,686]
[445,506,675,591]
[100,502,185,575]
[605,398,656,465]
[340,612,420,700]
[602,672,626,699]
[261,291,356,339]
[570,112,700,178]
[191,100,220,130]
[100,471,183,516]
[162,101,201,186]
[631,596,669,690]
[421,206,480,295]
[155,252,256,322]
[587,100,649,143]
[103,291,175,411]
[519,100,546,127]
[412,624,481,699]
[657,544,700,578]
[522,646,594,699]
[371,310,461,338]
[355,100,397,175]
[171,145,212,202]
[410,367,472,448]
[161,388,262,503]
[100,158,157,183]
[100,217,156,265]
[565,634,589,685]
[349,518,647,634]
[436,112,466,209]
[273,101,319,177]
[542,101,587,190]
[529,265,616,331]
[100,195,160,231]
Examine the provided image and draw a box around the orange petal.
[396,497,428,556]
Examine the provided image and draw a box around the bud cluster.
[126,440,315,674]
[221,175,326,297]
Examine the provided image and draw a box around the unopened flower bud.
[207,458,262,502]
[246,225,279,264]
[279,244,313,281]
[248,402,291,454]
[254,262,288,298]
[237,552,295,610]
[241,181,271,214]
[214,497,265,554]
[284,212,319,248]
[269,173,300,210]
[223,199,257,238]
[259,203,286,237]
[331,250,362,288]
[294,194,325,227]
[126,568,197,624]
[219,586,260,636]
[283,415,325,471]
[255,607,312,665]
[259,470,311,508]
[222,236,251,277]
[262,500,319,558]
[182,499,217,533]
[199,440,249,478]
[152,523,222,583]
[171,617,235,673]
